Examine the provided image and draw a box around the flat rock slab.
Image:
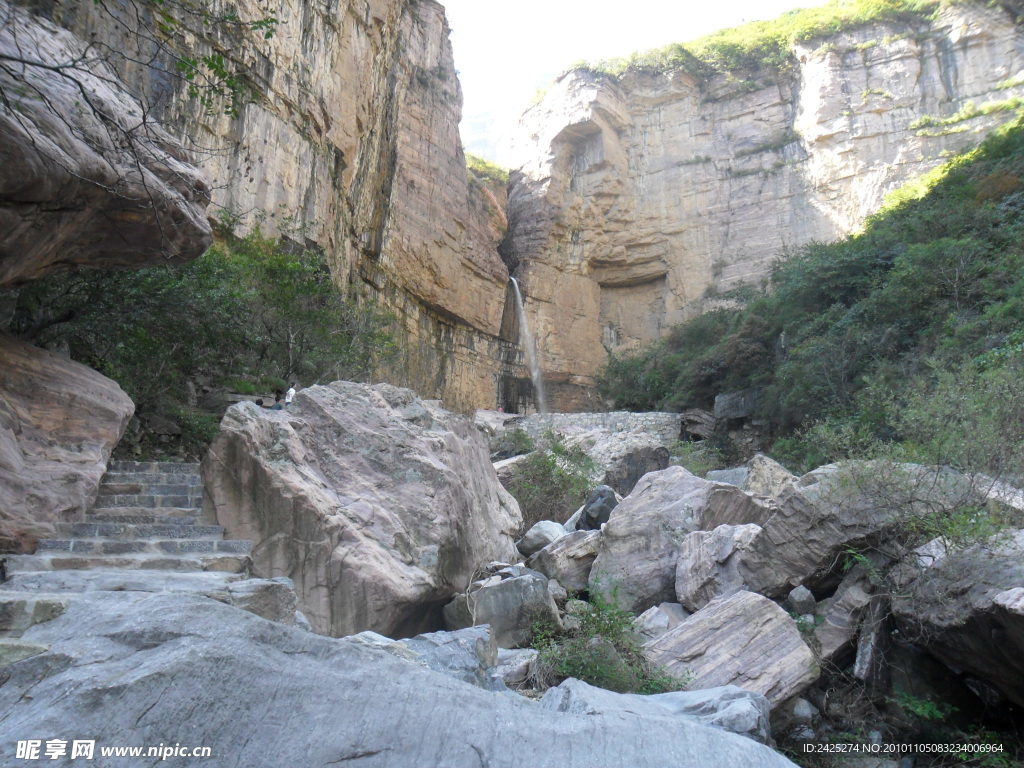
[643,591,819,707]
[0,591,799,768]
[540,677,773,744]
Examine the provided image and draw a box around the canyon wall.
[506,3,1024,410]
[33,0,525,413]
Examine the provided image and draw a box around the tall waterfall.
[509,277,547,414]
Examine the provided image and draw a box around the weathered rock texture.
[507,3,1024,407]
[0,590,799,768]
[643,591,819,707]
[589,466,775,611]
[0,0,211,287]
[202,382,521,637]
[892,529,1024,707]
[527,529,602,592]
[0,334,133,550]
[38,0,520,413]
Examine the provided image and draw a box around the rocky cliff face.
[37,0,522,413]
[507,3,1024,409]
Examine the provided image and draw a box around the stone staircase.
[3,461,251,575]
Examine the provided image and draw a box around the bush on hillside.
[502,434,597,533]
[9,226,396,458]
[599,117,1024,486]
[529,590,690,694]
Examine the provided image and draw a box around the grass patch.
[577,0,941,79]
[529,590,691,694]
[465,153,509,185]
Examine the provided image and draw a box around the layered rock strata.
[202,382,521,637]
[507,3,1024,407]
[38,0,522,413]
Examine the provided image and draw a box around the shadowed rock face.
[0,334,133,549]
[892,530,1024,707]
[0,590,799,768]
[0,1,211,287]
[203,382,522,638]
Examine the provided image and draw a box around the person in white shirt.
[284,383,296,406]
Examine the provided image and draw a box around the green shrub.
[503,433,597,532]
[465,153,509,185]
[578,0,940,79]
[530,590,690,694]
[10,227,396,459]
[599,117,1024,485]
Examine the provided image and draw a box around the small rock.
[516,520,566,557]
[787,585,816,615]
[576,485,618,531]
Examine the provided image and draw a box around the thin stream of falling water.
[509,277,547,414]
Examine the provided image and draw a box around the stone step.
[87,511,200,524]
[97,485,203,499]
[54,522,224,539]
[0,569,245,596]
[108,461,200,474]
[93,494,201,509]
[3,553,250,574]
[36,539,251,555]
[100,472,202,487]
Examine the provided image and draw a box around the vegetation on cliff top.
[598,117,1024,475]
[575,0,949,79]
[9,221,395,459]
[465,152,510,185]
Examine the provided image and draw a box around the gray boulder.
[527,530,601,592]
[576,485,618,530]
[517,520,567,557]
[892,529,1024,707]
[443,568,560,648]
[0,590,798,768]
[203,382,521,637]
[540,677,773,744]
[589,467,775,611]
[634,602,691,641]
[787,586,816,616]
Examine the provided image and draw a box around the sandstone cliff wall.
[35,0,522,413]
[507,3,1024,409]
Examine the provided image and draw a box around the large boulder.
[707,454,797,499]
[813,564,877,664]
[443,566,560,648]
[0,590,799,768]
[675,524,764,612]
[527,530,601,592]
[740,462,980,598]
[539,678,773,744]
[589,467,775,611]
[643,591,819,707]
[0,1,211,287]
[203,382,522,637]
[562,429,670,495]
[891,529,1024,707]
[0,334,133,551]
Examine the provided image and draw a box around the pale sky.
[441,0,810,166]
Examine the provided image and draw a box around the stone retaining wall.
[514,412,682,445]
